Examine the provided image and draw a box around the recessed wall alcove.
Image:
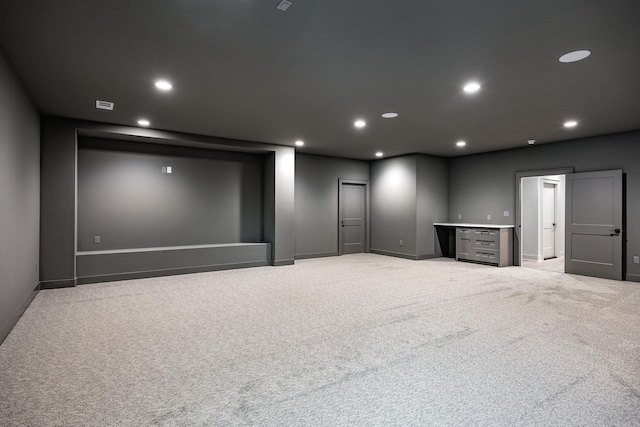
[39,118,295,287]
[77,137,265,251]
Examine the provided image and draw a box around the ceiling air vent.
[276,0,292,11]
[95,100,114,110]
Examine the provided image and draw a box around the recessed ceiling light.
[155,80,173,91]
[456,141,466,147]
[559,50,591,63]
[463,82,481,93]
[354,120,366,128]
[527,139,536,145]
[564,120,578,128]
[137,119,150,126]
[381,112,398,119]
[295,140,304,147]
[375,152,383,157]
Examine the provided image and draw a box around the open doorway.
[516,167,624,280]
[515,168,572,273]
[520,175,565,272]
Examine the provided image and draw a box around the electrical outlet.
[458,214,462,220]
[504,211,510,217]
[634,256,640,264]
[487,214,491,220]
[94,236,101,244]
[399,240,403,246]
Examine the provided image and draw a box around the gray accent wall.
[295,153,369,258]
[371,154,448,259]
[448,131,640,281]
[0,51,40,344]
[40,117,295,286]
[40,118,76,287]
[77,137,264,250]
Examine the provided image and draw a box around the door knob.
[610,228,621,236]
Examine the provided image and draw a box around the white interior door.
[565,170,623,280]
[542,182,556,259]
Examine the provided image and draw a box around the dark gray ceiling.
[1,0,639,159]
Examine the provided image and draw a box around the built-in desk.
[434,223,514,267]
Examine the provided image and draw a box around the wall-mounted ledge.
[434,223,515,229]
[77,242,267,256]
[76,243,271,284]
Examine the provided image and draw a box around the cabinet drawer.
[472,236,498,248]
[472,248,498,262]
[473,229,498,237]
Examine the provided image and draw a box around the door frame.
[541,178,560,260]
[338,179,370,255]
[515,168,573,266]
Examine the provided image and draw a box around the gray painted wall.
[77,137,264,250]
[371,156,417,257]
[0,51,40,343]
[40,118,76,286]
[295,153,369,258]
[416,154,449,258]
[271,147,296,265]
[371,154,448,259]
[449,131,640,281]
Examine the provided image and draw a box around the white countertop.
[434,223,515,229]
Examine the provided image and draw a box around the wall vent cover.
[96,100,114,110]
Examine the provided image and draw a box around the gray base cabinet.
[456,227,513,267]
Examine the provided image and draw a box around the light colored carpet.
[523,257,565,273]
[1,254,639,426]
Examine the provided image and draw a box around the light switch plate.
[634,256,640,264]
